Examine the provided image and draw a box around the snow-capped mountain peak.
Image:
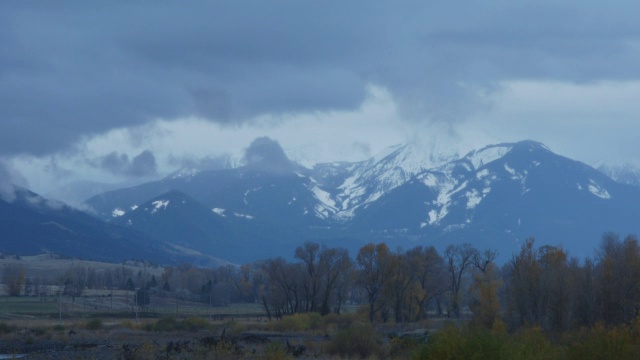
[322,142,461,220]
[82,139,640,263]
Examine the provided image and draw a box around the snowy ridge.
[596,162,640,187]
[463,145,513,170]
[329,143,459,220]
[322,142,512,222]
[328,142,514,222]
[171,167,200,179]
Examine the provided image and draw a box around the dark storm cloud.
[92,150,157,177]
[2,1,640,156]
[244,137,293,174]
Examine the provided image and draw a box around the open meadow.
[4,239,640,359]
[0,294,433,359]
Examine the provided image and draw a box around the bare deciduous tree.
[318,247,351,315]
[357,243,393,322]
[295,242,322,312]
[409,246,447,320]
[445,243,478,318]
[2,263,26,296]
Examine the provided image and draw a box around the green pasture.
[0,294,266,320]
[0,296,60,316]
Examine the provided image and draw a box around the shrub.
[269,313,322,332]
[152,317,178,332]
[135,341,158,360]
[31,327,48,336]
[507,326,562,360]
[410,325,505,360]
[327,322,382,359]
[0,322,17,334]
[411,325,564,360]
[120,320,137,330]
[565,324,640,360]
[182,317,211,332]
[321,312,359,332]
[412,324,466,360]
[263,342,291,360]
[389,334,428,358]
[221,320,246,336]
[460,327,504,360]
[150,317,212,332]
[85,318,103,330]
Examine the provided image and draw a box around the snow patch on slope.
[311,185,338,219]
[503,162,529,195]
[244,187,262,205]
[427,210,439,225]
[312,186,336,210]
[466,189,482,209]
[151,200,170,213]
[233,212,254,219]
[504,163,516,176]
[588,179,611,200]
[428,180,468,225]
[476,169,490,179]
[212,208,226,217]
[112,208,125,217]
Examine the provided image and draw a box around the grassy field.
[0,300,435,360]
[0,294,267,321]
[0,254,164,286]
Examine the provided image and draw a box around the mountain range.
[80,140,640,263]
[3,139,640,264]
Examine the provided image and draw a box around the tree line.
[257,232,640,332]
[1,260,148,298]
[4,232,640,333]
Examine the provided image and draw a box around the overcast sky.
[2,1,640,197]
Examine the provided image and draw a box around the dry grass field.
[0,299,421,359]
[0,254,164,286]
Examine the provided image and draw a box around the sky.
[2,1,640,200]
